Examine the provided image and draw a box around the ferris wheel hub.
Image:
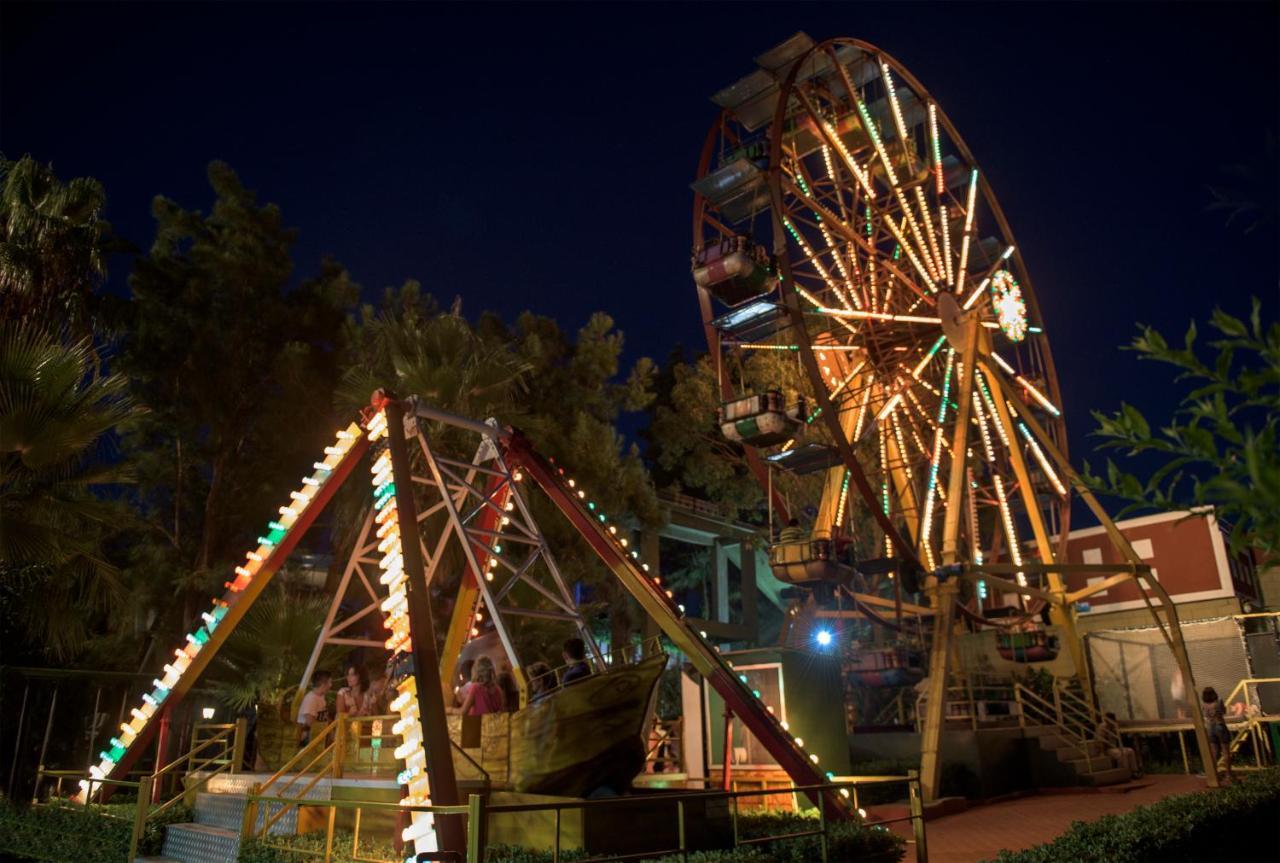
[937,292,972,354]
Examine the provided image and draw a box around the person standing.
[296,671,332,746]
[337,665,374,716]
[1201,687,1235,784]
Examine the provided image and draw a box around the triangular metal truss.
[306,405,601,702]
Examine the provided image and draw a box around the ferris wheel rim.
[691,34,1074,580]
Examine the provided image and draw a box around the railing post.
[908,769,928,863]
[677,799,688,862]
[240,783,261,841]
[818,789,829,863]
[1013,684,1025,728]
[333,718,346,780]
[323,798,337,863]
[232,717,248,775]
[130,774,152,862]
[466,794,484,863]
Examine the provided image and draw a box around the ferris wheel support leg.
[984,369,1220,788]
[922,316,979,802]
[980,360,1090,697]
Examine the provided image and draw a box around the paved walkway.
[902,775,1207,863]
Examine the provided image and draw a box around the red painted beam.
[96,429,370,795]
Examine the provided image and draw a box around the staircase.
[135,773,326,863]
[1014,679,1131,787]
[1021,724,1131,787]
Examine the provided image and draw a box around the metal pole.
[466,794,485,863]
[721,707,733,791]
[386,398,465,855]
[85,686,102,778]
[232,717,248,774]
[921,315,979,802]
[908,769,928,863]
[32,686,59,803]
[8,682,30,796]
[129,774,152,862]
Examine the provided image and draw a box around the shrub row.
[984,768,1280,863]
[480,811,904,863]
[0,798,190,862]
[239,811,905,863]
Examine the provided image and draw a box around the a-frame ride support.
[912,310,1218,799]
[985,370,1219,788]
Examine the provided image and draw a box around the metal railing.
[149,718,245,816]
[1013,682,1099,775]
[241,772,929,863]
[241,792,482,863]
[26,773,152,861]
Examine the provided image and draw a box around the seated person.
[527,661,557,702]
[296,671,332,745]
[458,657,505,716]
[778,518,805,544]
[560,637,591,686]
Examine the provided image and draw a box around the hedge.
[0,798,191,862]
[239,830,398,863]
[240,811,905,863]
[984,768,1280,863]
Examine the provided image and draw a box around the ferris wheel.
[692,34,1072,617]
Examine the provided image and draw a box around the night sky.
[3,2,1277,470]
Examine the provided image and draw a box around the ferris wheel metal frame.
[690,32,1219,800]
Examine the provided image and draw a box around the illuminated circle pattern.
[990,270,1028,343]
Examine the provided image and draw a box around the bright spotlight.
[815,629,833,647]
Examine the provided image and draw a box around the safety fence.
[240,773,928,863]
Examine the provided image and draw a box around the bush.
[847,759,918,805]
[984,768,1280,863]
[239,830,398,863]
[482,811,904,863]
[0,798,191,862]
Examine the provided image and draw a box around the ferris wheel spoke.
[794,85,877,201]
[955,169,979,291]
[780,175,930,305]
[988,351,1061,416]
[879,62,919,176]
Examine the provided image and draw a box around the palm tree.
[204,579,334,712]
[0,322,135,658]
[0,155,109,336]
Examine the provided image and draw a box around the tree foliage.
[0,323,136,658]
[1084,298,1279,561]
[0,154,111,336]
[120,162,357,646]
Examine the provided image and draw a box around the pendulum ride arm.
[383,399,465,853]
[504,430,853,820]
[84,424,370,798]
[436,472,508,704]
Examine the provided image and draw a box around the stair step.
[1085,766,1133,786]
[162,822,241,863]
[1065,755,1115,774]
[1053,740,1107,761]
[194,791,296,835]
[196,771,331,799]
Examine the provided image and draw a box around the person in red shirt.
[458,656,505,716]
